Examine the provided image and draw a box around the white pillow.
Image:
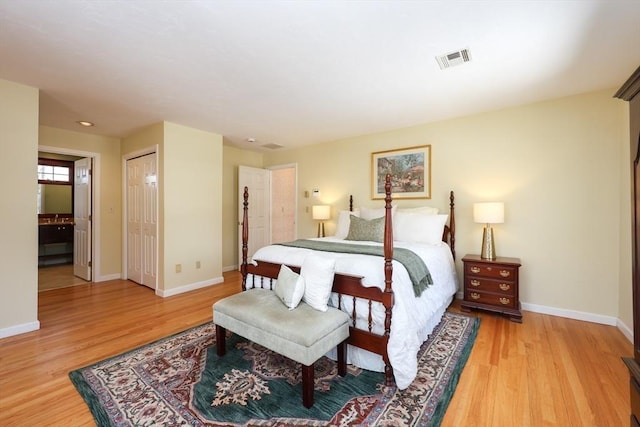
[394,212,449,244]
[335,209,360,239]
[397,206,439,215]
[360,205,397,220]
[275,265,305,310]
[300,255,336,312]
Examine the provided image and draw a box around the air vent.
[436,48,471,70]
[262,143,283,150]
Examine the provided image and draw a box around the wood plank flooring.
[0,271,632,426]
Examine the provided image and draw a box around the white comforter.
[248,237,458,389]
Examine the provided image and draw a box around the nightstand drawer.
[465,290,517,309]
[465,277,516,295]
[465,263,517,280]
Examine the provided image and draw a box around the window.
[37,158,73,185]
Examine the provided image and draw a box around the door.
[126,153,158,289]
[73,158,92,280]
[270,167,296,243]
[238,166,270,264]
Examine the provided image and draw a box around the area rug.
[70,311,479,426]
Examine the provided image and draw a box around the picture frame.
[371,145,431,199]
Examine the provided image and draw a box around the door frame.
[122,145,159,287]
[38,145,100,281]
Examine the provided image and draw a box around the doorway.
[37,146,99,291]
[237,164,296,264]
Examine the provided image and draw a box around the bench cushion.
[213,288,349,366]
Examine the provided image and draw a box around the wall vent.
[436,48,471,69]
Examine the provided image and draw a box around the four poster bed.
[240,175,458,389]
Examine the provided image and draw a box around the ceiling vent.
[262,143,283,150]
[436,48,471,70]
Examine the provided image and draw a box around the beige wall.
[221,145,263,270]
[0,79,39,334]
[263,89,632,321]
[39,126,123,279]
[163,122,224,290]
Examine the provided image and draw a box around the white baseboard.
[521,302,618,326]
[454,294,632,344]
[157,276,224,297]
[95,273,122,282]
[0,320,40,339]
[223,265,238,272]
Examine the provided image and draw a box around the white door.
[270,167,296,243]
[141,153,158,288]
[126,157,143,284]
[238,166,270,265]
[73,158,92,280]
[126,153,158,289]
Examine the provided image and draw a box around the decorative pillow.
[345,215,385,243]
[300,255,336,312]
[275,265,305,310]
[360,205,397,220]
[335,209,360,239]
[394,212,449,244]
[397,206,439,215]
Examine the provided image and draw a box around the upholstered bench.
[213,288,350,408]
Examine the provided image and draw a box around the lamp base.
[480,226,496,260]
[317,222,325,238]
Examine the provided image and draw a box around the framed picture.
[371,145,431,199]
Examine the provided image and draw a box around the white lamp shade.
[312,205,331,220]
[473,202,504,224]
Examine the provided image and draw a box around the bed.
[240,175,458,389]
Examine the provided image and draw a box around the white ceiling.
[1,1,638,151]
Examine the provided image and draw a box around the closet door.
[126,153,157,289]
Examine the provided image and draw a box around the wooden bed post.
[449,190,456,260]
[241,186,249,292]
[383,174,394,386]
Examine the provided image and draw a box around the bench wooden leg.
[302,363,314,408]
[215,324,226,357]
[337,341,347,377]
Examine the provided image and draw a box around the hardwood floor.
[0,271,632,426]
[38,264,88,292]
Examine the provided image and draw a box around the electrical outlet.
[175,264,182,273]
[196,260,201,269]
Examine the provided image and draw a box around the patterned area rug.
[70,312,479,426]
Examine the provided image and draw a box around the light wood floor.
[38,263,88,292]
[0,271,632,426]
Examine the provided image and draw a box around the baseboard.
[0,320,40,339]
[618,318,634,343]
[95,273,122,282]
[157,276,224,297]
[223,265,239,272]
[454,295,632,343]
[521,302,618,326]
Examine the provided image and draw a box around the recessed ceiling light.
[76,121,94,127]
[247,137,256,143]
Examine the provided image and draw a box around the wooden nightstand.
[461,254,522,322]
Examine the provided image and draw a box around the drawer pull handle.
[470,292,481,300]
[499,297,510,305]
[470,266,481,273]
[499,270,511,277]
[499,283,510,291]
[470,279,480,287]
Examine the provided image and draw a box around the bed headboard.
[348,191,456,260]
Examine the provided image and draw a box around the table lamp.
[473,202,504,260]
[312,205,331,238]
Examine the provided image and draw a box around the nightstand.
[461,254,522,322]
